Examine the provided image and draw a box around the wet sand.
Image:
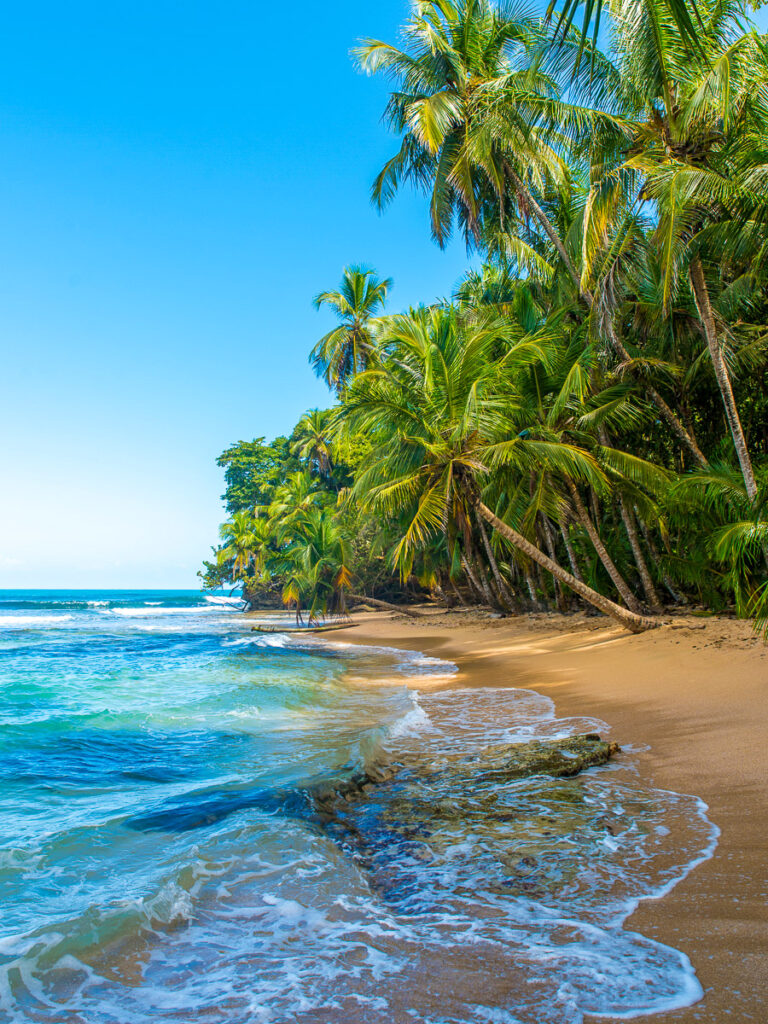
[331,609,768,1023]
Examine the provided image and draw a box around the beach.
[2,592,765,1022]
[332,609,768,1023]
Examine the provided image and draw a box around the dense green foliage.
[202,0,768,633]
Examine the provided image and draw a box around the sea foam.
[0,614,75,627]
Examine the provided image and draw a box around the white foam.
[0,614,74,627]
[108,607,215,617]
[205,595,246,607]
[0,621,720,1024]
[224,634,289,648]
[388,694,433,738]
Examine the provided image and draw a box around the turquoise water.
[0,591,717,1023]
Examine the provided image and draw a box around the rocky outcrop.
[311,733,620,821]
[127,734,619,837]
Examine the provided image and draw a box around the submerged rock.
[127,734,619,841]
[310,733,623,903]
[455,733,621,784]
[317,732,620,803]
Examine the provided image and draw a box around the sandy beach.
[331,609,768,1023]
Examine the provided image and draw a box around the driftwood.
[251,623,359,635]
[349,593,426,618]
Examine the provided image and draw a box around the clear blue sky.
[0,0,473,588]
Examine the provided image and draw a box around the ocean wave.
[387,693,433,738]
[223,633,289,648]
[107,607,220,618]
[0,614,75,627]
[0,595,213,612]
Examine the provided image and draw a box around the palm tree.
[585,0,768,499]
[278,507,353,622]
[291,409,336,483]
[356,0,706,468]
[355,1,577,256]
[651,460,767,635]
[310,265,392,394]
[218,512,266,583]
[342,303,658,631]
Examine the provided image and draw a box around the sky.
[0,0,474,588]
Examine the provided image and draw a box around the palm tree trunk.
[524,570,540,609]
[635,511,688,605]
[646,384,709,469]
[541,518,567,611]
[505,163,587,301]
[565,480,643,614]
[619,498,662,612]
[476,511,516,610]
[476,558,496,608]
[476,502,658,633]
[460,553,488,605]
[558,518,585,583]
[689,255,757,501]
[603,320,710,470]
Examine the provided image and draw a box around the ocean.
[0,590,717,1023]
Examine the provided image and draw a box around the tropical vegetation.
[201,0,768,635]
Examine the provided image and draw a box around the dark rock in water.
[459,734,621,784]
[311,733,622,905]
[126,734,619,842]
[342,733,620,794]
[307,734,621,823]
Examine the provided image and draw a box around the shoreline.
[326,609,768,1023]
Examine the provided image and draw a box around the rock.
[465,735,621,784]
[302,733,623,902]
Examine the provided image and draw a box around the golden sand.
[330,609,768,1023]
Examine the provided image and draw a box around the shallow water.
[0,590,717,1023]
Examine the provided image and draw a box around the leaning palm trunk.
[460,553,489,605]
[477,502,658,634]
[603,321,710,470]
[689,256,757,502]
[558,518,585,583]
[619,498,662,612]
[565,481,643,614]
[476,511,516,611]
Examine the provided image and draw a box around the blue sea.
[0,590,718,1023]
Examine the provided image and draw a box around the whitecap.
[0,614,74,627]
[224,634,289,648]
[109,607,213,617]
